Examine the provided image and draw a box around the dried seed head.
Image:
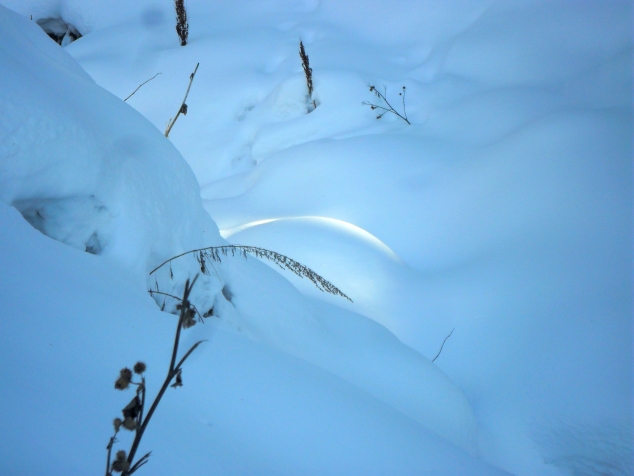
[122,417,137,431]
[111,458,131,473]
[120,368,133,380]
[115,450,127,461]
[114,377,130,390]
[133,362,147,374]
[113,418,122,432]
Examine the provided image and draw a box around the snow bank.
[0,5,223,311]
[0,2,486,465]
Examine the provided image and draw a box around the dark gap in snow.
[12,196,110,255]
[221,285,233,302]
[36,17,82,46]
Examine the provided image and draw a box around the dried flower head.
[122,417,137,431]
[120,368,133,380]
[113,417,122,432]
[114,377,130,390]
[111,458,130,473]
[115,450,127,461]
[133,362,147,374]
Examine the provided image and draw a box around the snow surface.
[0,0,632,475]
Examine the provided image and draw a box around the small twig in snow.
[124,73,162,102]
[432,328,455,363]
[362,85,410,125]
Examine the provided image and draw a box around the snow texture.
[0,0,632,475]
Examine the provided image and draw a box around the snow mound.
[0,5,223,309]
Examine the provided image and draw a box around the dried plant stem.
[299,40,313,99]
[124,73,162,102]
[362,85,410,125]
[164,63,199,138]
[105,430,118,476]
[174,0,189,46]
[432,328,455,363]
[116,277,204,475]
[147,289,203,319]
[149,244,352,302]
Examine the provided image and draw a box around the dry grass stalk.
[164,63,199,138]
[175,0,188,46]
[150,244,352,302]
[299,40,316,110]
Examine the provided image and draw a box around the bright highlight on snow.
[0,0,631,475]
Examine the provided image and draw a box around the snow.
[0,0,632,475]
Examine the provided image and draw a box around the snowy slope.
[1,0,632,475]
[0,3,510,475]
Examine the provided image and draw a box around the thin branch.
[127,452,151,475]
[149,245,352,302]
[123,276,200,474]
[175,340,206,371]
[147,289,203,320]
[164,63,199,137]
[362,85,410,125]
[432,328,455,363]
[169,276,198,372]
[105,430,118,476]
[124,73,162,102]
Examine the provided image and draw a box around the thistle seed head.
[122,417,137,431]
[114,377,130,390]
[133,362,147,374]
[113,418,122,432]
[111,458,130,473]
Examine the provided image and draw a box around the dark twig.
[147,289,203,320]
[127,452,151,475]
[124,73,162,102]
[165,63,199,137]
[432,328,455,363]
[105,276,205,476]
[105,430,118,476]
[149,245,352,302]
[362,85,410,125]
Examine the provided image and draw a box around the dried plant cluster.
[105,277,206,475]
[105,244,350,473]
[299,40,316,110]
[150,244,352,302]
[362,85,410,125]
[175,0,188,46]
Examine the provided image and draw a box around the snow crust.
[0,0,632,475]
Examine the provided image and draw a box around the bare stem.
[147,289,203,320]
[432,328,455,362]
[124,73,162,102]
[363,85,410,125]
[122,276,201,474]
[164,63,199,137]
[105,431,117,476]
